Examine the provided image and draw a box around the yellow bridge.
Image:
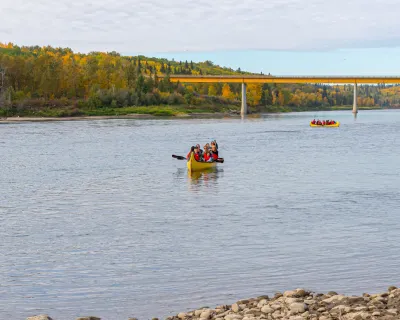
[167,75,400,114]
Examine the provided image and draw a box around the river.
[1,110,399,319]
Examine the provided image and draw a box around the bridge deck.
[167,75,400,84]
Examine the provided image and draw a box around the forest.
[1,42,400,117]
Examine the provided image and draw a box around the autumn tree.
[208,85,217,96]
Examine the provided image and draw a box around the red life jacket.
[212,150,218,160]
[204,153,211,161]
[194,153,200,161]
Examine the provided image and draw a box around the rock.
[390,288,400,296]
[387,309,398,315]
[261,306,274,314]
[274,292,283,299]
[200,309,212,319]
[283,290,297,298]
[388,286,397,292]
[27,316,54,320]
[237,299,250,304]
[76,318,101,320]
[294,289,307,297]
[257,299,269,308]
[285,297,301,304]
[322,294,346,304]
[272,311,282,319]
[257,295,269,300]
[346,311,371,320]
[224,314,243,320]
[374,296,386,303]
[327,291,338,296]
[177,312,187,319]
[288,316,303,320]
[372,311,381,316]
[289,302,307,315]
[317,307,326,312]
[354,307,368,312]
[271,304,282,310]
[304,299,316,305]
[244,310,262,316]
[332,304,352,314]
[231,303,240,313]
[195,310,204,317]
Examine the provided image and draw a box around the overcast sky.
[2,0,400,73]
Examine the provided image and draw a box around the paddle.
[172,155,186,160]
[172,154,224,163]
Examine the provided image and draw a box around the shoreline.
[0,113,241,123]
[0,108,394,124]
[27,287,400,320]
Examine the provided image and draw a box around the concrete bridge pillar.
[241,83,247,115]
[353,83,358,113]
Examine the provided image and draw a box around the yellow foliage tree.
[208,85,217,96]
[222,83,234,99]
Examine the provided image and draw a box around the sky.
[2,0,400,75]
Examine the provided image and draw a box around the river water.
[1,110,399,320]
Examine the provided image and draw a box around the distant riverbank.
[0,105,387,123]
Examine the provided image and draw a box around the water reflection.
[187,168,223,190]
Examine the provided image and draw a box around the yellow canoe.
[187,152,217,172]
[310,121,340,127]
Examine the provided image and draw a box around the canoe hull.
[187,152,217,172]
[310,121,340,127]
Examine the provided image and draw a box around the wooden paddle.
[172,155,224,163]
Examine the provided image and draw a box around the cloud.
[1,0,400,53]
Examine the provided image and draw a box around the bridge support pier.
[241,83,247,115]
[353,83,358,113]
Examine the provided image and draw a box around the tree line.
[1,42,400,115]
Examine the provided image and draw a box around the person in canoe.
[211,144,219,161]
[186,146,195,160]
[203,144,213,162]
[193,146,202,161]
[196,144,203,156]
[311,119,316,124]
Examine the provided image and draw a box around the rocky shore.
[27,287,400,320]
